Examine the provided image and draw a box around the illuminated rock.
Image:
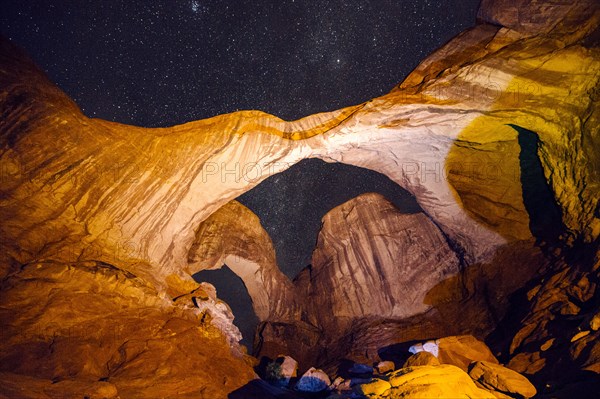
[354,378,392,397]
[0,261,255,398]
[375,361,395,374]
[3,0,599,288]
[403,352,440,368]
[295,367,331,392]
[469,361,537,398]
[503,259,600,387]
[384,365,493,398]
[409,341,440,358]
[299,193,460,333]
[1,0,598,285]
[436,335,499,371]
[265,355,298,388]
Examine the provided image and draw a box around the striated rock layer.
[299,193,460,332]
[252,193,546,370]
[186,194,548,376]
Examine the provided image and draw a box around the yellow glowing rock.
[386,365,494,398]
[571,330,591,342]
[591,314,600,331]
[403,351,440,368]
[436,335,499,371]
[540,338,555,351]
[355,378,392,397]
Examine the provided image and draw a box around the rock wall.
[253,194,547,370]
[299,193,459,331]
[0,260,256,398]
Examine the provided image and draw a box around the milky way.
[1,0,480,125]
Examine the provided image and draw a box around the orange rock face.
[436,336,499,372]
[0,261,256,398]
[189,200,300,322]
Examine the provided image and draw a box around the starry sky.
[1,0,480,125]
[2,0,482,347]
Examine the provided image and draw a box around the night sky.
[2,0,482,346]
[1,0,480,125]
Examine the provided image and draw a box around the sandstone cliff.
[253,192,547,371]
[0,261,256,398]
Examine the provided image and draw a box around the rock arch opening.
[192,267,259,348]
[192,158,423,349]
[511,124,566,244]
[236,158,422,277]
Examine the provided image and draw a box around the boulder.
[409,340,440,357]
[375,361,395,374]
[437,335,498,371]
[295,367,331,392]
[354,378,392,397]
[403,351,441,367]
[329,376,345,390]
[571,331,591,342]
[469,361,537,398]
[266,355,298,388]
[591,314,600,331]
[334,378,353,392]
[385,365,493,398]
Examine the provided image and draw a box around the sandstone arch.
[1,0,598,295]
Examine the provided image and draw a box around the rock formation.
[298,193,459,332]
[0,261,256,398]
[3,0,599,289]
[1,0,599,397]
[188,200,299,322]
[490,255,600,395]
[469,361,537,398]
[282,337,538,399]
[357,364,494,398]
[253,192,546,370]
[196,194,522,369]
